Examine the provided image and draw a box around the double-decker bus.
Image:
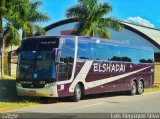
[16,36,154,101]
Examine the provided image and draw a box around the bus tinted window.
[119,47,135,63]
[21,37,59,51]
[119,47,153,63]
[58,38,75,81]
[107,45,121,62]
[94,44,106,60]
[78,41,94,60]
[21,39,38,51]
[139,50,153,63]
[38,38,59,51]
[35,51,55,79]
[77,39,153,64]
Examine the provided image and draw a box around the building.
[42,18,160,62]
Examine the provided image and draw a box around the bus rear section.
[16,36,154,102]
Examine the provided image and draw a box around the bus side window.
[78,40,94,60]
[58,39,75,81]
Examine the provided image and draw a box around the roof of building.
[41,18,160,48]
[121,21,160,48]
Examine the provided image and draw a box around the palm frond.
[97,27,111,39]
[29,11,50,22]
[34,24,45,36]
[94,3,112,19]
[22,22,34,38]
[3,23,20,48]
[101,17,123,31]
[0,0,7,14]
[66,5,87,20]
[29,1,50,22]
[30,0,43,10]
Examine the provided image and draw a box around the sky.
[39,0,160,29]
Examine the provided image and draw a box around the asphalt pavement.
[6,91,160,118]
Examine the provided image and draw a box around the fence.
[0,56,10,77]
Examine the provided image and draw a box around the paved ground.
[5,91,160,118]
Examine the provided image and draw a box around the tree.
[9,0,49,39]
[0,0,20,77]
[0,0,49,77]
[66,0,122,39]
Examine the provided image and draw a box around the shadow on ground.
[56,91,129,103]
[0,79,129,104]
[0,79,39,103]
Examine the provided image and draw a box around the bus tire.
[137,80,144,95]
[73,84,82,102]
[130,81,137,95]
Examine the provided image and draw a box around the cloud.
[127,16,155,28]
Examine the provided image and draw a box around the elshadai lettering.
[93,63,126,73]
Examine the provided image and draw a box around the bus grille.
[21,84,45,88]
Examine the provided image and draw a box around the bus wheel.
[130,81,137,95]
[73,84,81,102]
[137,81,144,95]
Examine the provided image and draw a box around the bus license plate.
[29,91,36,94]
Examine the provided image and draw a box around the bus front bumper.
[16,83,58,97]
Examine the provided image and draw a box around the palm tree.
[66,0,122,39]
[0,0,20,77]
[13,0,49,39]
[8,0,49,39]
[0,0,49,77]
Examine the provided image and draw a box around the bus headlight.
[45,83,55,88]
[17,83,22,87]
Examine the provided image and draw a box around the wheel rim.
[138,81,143,93]
[132,82,136,94]
[76,86,81,99]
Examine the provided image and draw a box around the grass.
[0,102,37,112]
[0,77,38,112]
[145,83,160,92]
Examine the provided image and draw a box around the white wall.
[45,22,160,53]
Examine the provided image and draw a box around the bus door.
[57,38,75,81]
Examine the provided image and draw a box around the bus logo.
[93,63,126,73]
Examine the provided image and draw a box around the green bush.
[4,56,9,75]
[154,83,160,88]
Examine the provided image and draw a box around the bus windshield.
[35,51,55,79]
[17,37,59,82]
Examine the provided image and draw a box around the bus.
[16,35,154,102]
